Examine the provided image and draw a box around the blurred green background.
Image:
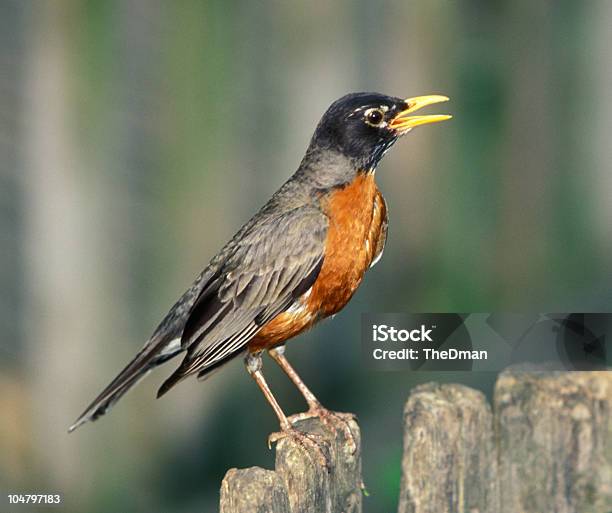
[1,1,611,512]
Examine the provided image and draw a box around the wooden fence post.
[220,416,362,513]
[495,369,612,513]
[221,467,290,513]
[397,383,498,513]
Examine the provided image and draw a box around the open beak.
[389,95,452,134]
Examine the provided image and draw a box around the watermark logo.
[372,324,435,342]
[362,313,610,372]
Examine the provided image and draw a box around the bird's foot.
[288,407,358,454]
[268,426,331,469]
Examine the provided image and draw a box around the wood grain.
[397,383,498,513]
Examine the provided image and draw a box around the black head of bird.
[307,92,451,172]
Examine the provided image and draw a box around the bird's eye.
[364,108,384,127]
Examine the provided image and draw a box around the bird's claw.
[268,427,331,469]
[288,407,358,455]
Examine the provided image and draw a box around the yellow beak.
[389,95,452,133]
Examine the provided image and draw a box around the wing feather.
[157,206,327,396]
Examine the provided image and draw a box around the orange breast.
[248,172,387,351]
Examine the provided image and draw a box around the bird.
[69,92,451,453]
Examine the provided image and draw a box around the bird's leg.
[244,352,329,467]
[268,345,320,408]
[268,345,357,454]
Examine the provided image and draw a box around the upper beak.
[389,95,452,133]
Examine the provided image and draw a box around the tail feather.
[68,338,181,432]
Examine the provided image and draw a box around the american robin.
[69,93,451,450]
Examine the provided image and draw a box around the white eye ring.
[364,108,385,127]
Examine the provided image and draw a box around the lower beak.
[389,95,452,133]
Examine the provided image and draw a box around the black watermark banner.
[361,313,610,371]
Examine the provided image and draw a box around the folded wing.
[157,206,328,396]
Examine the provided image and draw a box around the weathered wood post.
[397,383,498,513]
[221,468,290,513]
[220,416,362,513]
[495,368,612,513]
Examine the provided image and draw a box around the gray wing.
[157,205,328,396]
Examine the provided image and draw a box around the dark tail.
[68,337,181,433]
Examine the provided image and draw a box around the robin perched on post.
[69,92,451,453]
